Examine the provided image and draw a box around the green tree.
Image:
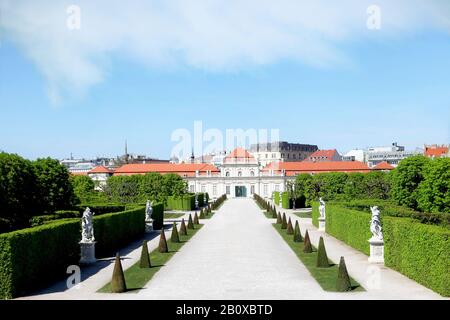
[139,173,165,202]
[390,155,430,210]
[295,174,312,205]
[70,175,95,203]
[417,158,450,213]
[162,173,187,198]
[364,171,391,200]
[104,175,141,203]
[0,152,37,230]
[33,157,75,213]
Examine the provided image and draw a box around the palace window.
[250,185,255,194]
[263,184,268,196]
[226,186,230,195]
[201,185,206,193]
[225,171,230,177]
[190,185,195,192]
[250,171,255,177]
[238,171,242,177]
[275,184,280,192]
[213,184,217,196]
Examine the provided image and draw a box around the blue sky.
[0,1,449,160]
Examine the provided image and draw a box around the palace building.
[87,147,384,199]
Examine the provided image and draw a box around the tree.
[336,256,352,292]
[417,158,450,213]
[295,174,312,206]
[104,175,141,203]
[139,173,165,203]
[33,157,75,213]
[162,173,187,198]
[70,175,95,203]
[316,236,329,268]
[390,155,430,210]
[0,152,37,230]
[364,171,390,200]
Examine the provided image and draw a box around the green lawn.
[164,212,185,219]
[293,211,312,218]
[98,224,203,293]
[272,223,363,292]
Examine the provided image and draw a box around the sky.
[0,0,449,160]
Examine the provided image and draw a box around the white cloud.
[1,0,449,103]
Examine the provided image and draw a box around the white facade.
[186,149,287,199]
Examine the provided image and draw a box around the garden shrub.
[273,191,280,205]
[167,194,195,211]
[318,202,450,296]
[0,219,80,299]
[93,207,145,257]
[150,202,164,230]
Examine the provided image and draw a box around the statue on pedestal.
[319,197,326,219]
[370,206,383,241]
[195,193,199,209]
[145,200,153,222]
[81,207,95,243]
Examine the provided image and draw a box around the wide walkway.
[20,198,444,300]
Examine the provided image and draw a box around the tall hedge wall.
[0,219,80,299]
[273,191,280,205]
[313,202,450,296]
[383,217,449,296]
[150,202,164,230]
[167,195,195,211]
[93,207,145,257]
[281,192,290,209]
[0,206,150,299]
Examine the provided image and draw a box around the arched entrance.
[235,186,247,197]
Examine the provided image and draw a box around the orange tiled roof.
[425,146,448,158]
[113,163,219,176]
[262,161,370,175]
[372,161,395,170]
[88,166,114,174]
[224,147,255,161]
[305,149,338,160]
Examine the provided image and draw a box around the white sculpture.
[319,197,326,219]
[370,206,383,241]
[195,193,199,209]
[145,200,153,221]
[81,207,95,243]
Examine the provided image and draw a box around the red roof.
[425,146,448,158]
[262,161,370,176]
[305,149,339,161]
[88,166,114,174]
[114,163,219,177]
[372,161,394,170]
[223,147,256,163]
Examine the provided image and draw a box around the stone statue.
[319,197,326,219]
[195,193,199,209]
[370,206,383,241]
[81,207,95,243]
[145,200,153,221]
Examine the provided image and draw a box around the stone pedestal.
[79,241,96,264]
[368,238,385,264]
[145,220,153,233]
[318,217,326,232]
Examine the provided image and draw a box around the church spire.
[125,139,129,164]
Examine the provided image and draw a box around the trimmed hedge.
[313,202,450,296]
[0,205,154,299]
[93,207,146,257]
[281,192,289,209]
[383,216,449,296]
[0,219,80,299]
[167,195,195,211]
[76,204,126,215]
[150,202,164,230]
[273,192,280,205]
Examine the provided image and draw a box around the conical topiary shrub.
[286,217,294,234]
[276,212,282,224]
[316,236,330,268]
[293,220,303,242]
[272,207,277,219]
[303,230,313,253]
[111,253,127,293]
[171,222,180,243]
[139,240,151,268]
[158,228,168,253]
[199,209,206,219]
[188,214,195,229]
[194,212,199,225]
[179,218,187,236]
[336,256,352,292]
[281,213,287,229]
